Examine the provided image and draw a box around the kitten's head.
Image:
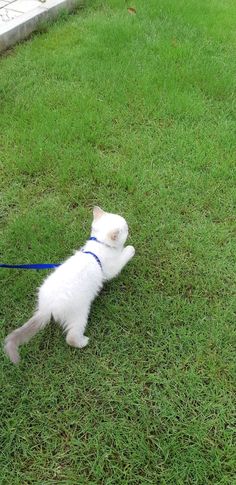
[91,206,129,248]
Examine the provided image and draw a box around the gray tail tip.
[4,338,20,365]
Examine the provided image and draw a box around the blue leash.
[0,263,60,269]
[0,237,102,271]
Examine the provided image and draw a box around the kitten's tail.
[4,311,50,364]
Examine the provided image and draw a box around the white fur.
[4,207,135,363]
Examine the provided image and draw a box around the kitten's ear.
[93,206,105,220]
[109,229,120,241]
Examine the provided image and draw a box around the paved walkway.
[0,0,79,52]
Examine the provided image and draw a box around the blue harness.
[0,237,102,271]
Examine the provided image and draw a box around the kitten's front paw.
[125,245,135,260]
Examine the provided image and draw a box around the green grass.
[0,0,236,483]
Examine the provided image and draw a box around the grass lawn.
[0,0,235,482]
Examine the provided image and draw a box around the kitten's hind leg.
[66,331,89,348]
[65,314,89,349]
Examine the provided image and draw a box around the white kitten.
[4,207,135,364]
